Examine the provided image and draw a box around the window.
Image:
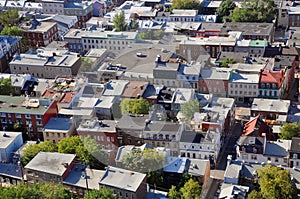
[63,133,66,138]
[111,137,114,142]
[57,133,60,138]
[46,132,49,137]
[251,155,257,160]
[107,137,110,142]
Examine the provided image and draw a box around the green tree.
[138,30,165,40]
[257,164,298,199]
[84,187,116,199]
[1,26,29,52]
[229,0,276,23]
[221,57,235,67]
[22,141,58,166]
[181,100,201,121]
[279,122,300,140]
[0,78,14,95]
[168,178,201,199]
[113,11,126,31]
[216,0,236,22]
[58,136,108,169]
[0,9,20,27]
[248,190,262,199]
[180,179,201,199]
[171,0,202,12]
[120,98,150,115]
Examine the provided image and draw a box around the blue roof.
[44,117,73,131]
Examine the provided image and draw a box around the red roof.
[242,115,259,136]
[260,70,284,89]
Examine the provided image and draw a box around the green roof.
[249,40,267,47]
[0,95,54,115]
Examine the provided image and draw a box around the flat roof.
[251,98,290,113]
[0,131,22,149]
[77,119,116,133]
[25,152,76,176]
[0,95,53,115]
[63,163,105,190]
[164,157,188,173]
[229,72,259,83]
[99,166,146,192]
[44,117,73,132]
[21,21,57,33]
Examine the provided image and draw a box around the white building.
[228,72,259,102]
[0,131,23,163]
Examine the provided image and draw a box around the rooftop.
[164,157,189,173]
[264,140,291,157]
[44,117,73,132]
[220,22,274,36]
[99,166,146,192]
[0,131,22,149]
[25,152,76,176]
[229,72,259,83]
[251,98,290,113]
[21,20,57,33]
[77,119,116,133]
[201,68,231,80]
[290,137,300,153]
[102,80,129,96]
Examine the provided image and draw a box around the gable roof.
[260,70,284,88]
[242,115,275,140]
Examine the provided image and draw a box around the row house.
[199,68,231,97]
[21,19,58,49]
[64,29,138,54]
[9,48,81,79]
[179,130,221,167]
[258,69,285,99]
[42,0,65,14]
[228,72,259,103]
[0,95,57,140]
[0,35,21,72]
[143,121,183,156]
[25,152,76,184]
[155,9,198,22]
[235,39,268,56]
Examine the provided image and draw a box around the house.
[199,68,231,97]
[143,121,183,156]
[169,9,198,22]
[251,98,290,123]
[102,80,129,97]
[95,96,118,120]
[64,0,93,28]
[122,81,149,98]
[289,137,300,168]
[77,119,117,151]
[0,35,21,72]
[116,114,147,146]
[64,29,138,53]
[0,163,23,185]
[0,95,57,140]
[42,0,65,15]
[43,117,75,143]
[171,88,195,112]
[258,69,285,99]
[188,159,210,185]
[21,19,58,49]
[63,163,105,197]
[201,0,222,15]
[219,184,249,199]
[0,131,23,163]
[9,48,81,79]
[288,6,300,27]
[25,152,76,184]
[99,166,147,199]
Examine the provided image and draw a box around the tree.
[229,0,276,23]
[113,11,126,31]
[0,78,14,95]
[138,30,165,40]
[279,122,300,140]
[257,164,298,199]
[0,182,73,199]
[84,187,116,199]
[1,26,29,52]
[58,136,108,169]
[216,0,236,22]
[181,100,201,121]
[248,190,262,199]
[221,58,235,68]
[171,0,202,12]
[168,179,201,199]
[0,9,20,27]
[120,98,150,115]
[22,141,57,166]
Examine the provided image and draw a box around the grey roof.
[95,96,115,109]
[290,137,300,153]
[201,68,231,80]
[44,117,73,132]
[102,80,129,96]
[63,163,105,190]
[77,119,116,133]
[25,152,76,176]
[220,22,274,36]
[77,97,99,108]
[251,98,290,113]
[117,114,148,130]
[144,122,181,133]
[0,131,22,149]
[180,131,204,143]
[99,166,146,192]
[224,162,242,179]
[264,140,291,157]
[188,159,209,177]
